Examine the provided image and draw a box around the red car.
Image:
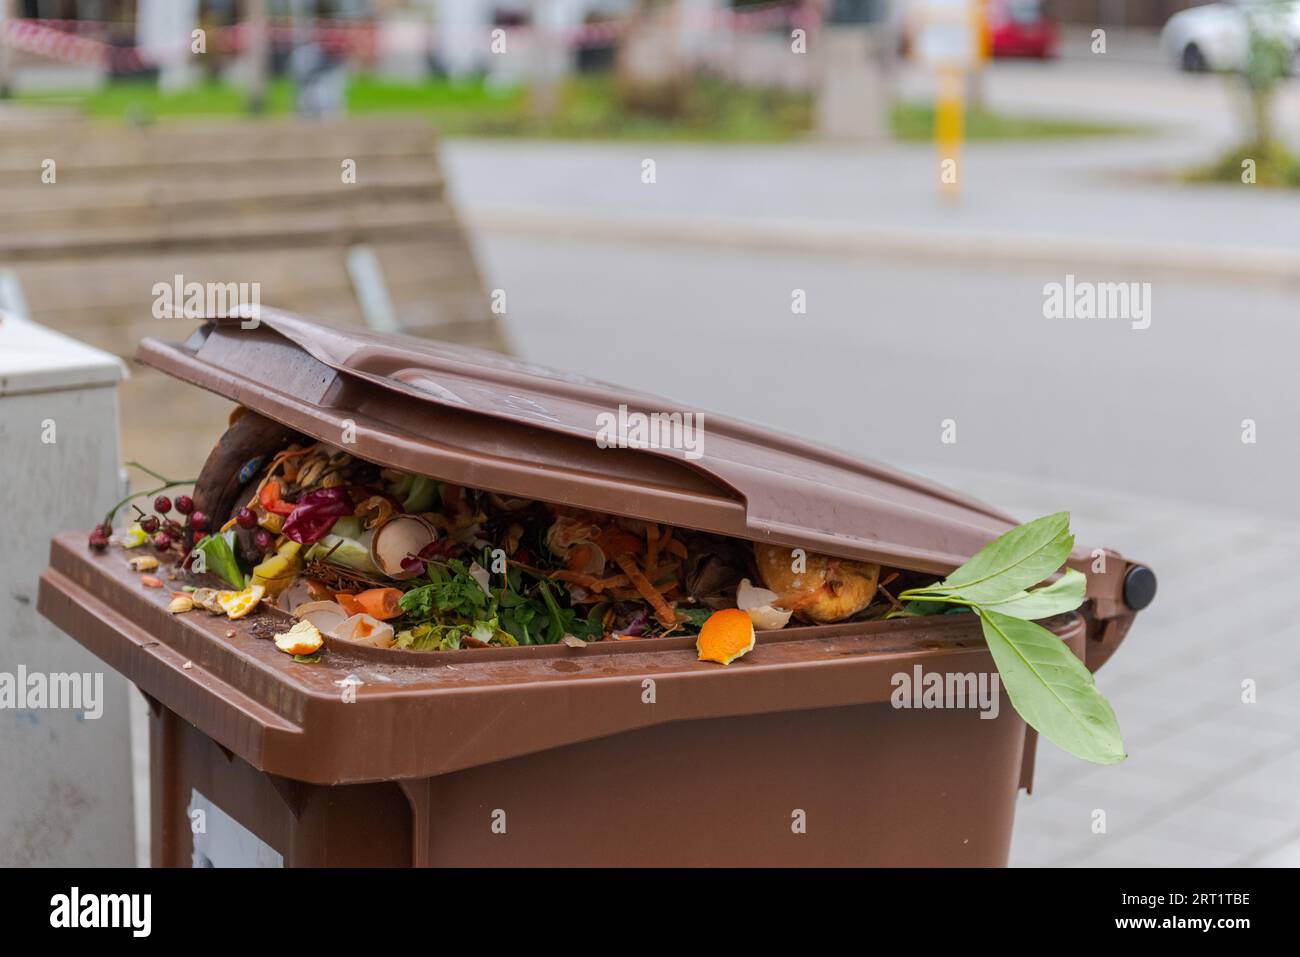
[898,0,1059,62]
[987,0,1059,59]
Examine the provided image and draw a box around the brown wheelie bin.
[38,310,1153,866]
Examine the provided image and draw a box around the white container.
[0,311,136,866]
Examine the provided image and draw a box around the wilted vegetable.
[282,487,354,544]
[753,544,880,623]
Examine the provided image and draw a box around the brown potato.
[754,543,881,623]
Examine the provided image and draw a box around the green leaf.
[928,511,1074,603]
[978,608,1125,765]
[194,530,245,590]
[887,598,953,618]
[981,568,1087,620]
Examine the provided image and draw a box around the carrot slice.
[645,524,660,581]
[551,566,605,590]
[353,587,404,621]
[614,554,677,625]
[335,592,363,616]
[550,570,632,593]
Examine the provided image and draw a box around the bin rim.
[39,530,1087,784]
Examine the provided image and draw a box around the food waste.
[93,442,919,661]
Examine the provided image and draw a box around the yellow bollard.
[935,66,964,202]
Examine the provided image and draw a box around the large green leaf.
[978,608,1125,765]
[929,511,1074,603]
[193,530,245,590]
[981,569,1087,620]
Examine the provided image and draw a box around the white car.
[1160,0,1300,73]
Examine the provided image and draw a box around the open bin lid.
[137,310,1139,582]
[36,310,1148,785]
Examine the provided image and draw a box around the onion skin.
[369,515,437,580]
[753,544,881,623]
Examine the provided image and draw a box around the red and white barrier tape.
[2,18,110,68]
[2,5,820,71]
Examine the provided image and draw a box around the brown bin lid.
[139,309,1028,573]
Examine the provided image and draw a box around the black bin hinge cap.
[1123,565,1157,611]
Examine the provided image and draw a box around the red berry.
[236,508,257,530]
[153,532,173,550]
[253,530,274,553]
[88,533,109,551]
[140,516,160,534]
[153,496,172,515]
[175,495,194,516]
[190,511,209,532]
[93,522,110,537]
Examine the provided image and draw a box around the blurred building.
[10,0,1206,28]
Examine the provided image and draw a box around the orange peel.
[217,584,265,620]
[696,608,756,665]
[274,620,324,656]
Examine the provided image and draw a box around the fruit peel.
[217,584,266,620]
[274,620,324,656]
[696,608,756,665]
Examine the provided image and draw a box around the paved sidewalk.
[945,470,1300,867]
